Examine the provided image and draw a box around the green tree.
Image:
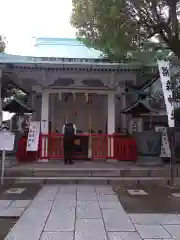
[71,0,180,61]
[0,35,6,53]
[0,37,26,104]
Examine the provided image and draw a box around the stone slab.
[76,201,101,219]
[44,207,75,232]
[129,213,180,225]
[40,232,74,240]
[91,171,120,177]
[95,186,114,194]
[0,208,25,217]
[77,192,98,201]
[54,192,76,207]
[5,188,26,195]
[163,225,180,239]
[98,194,119,202]
[108,232,141,240]
[171,192,180,198]
[0,200,13,208]
[127,189,148,196]
[56,193,76,201]
[102,209,135,232]
[99,201,123,209]
[10,200,31,208]
[5,187,54,240]
[53,198,76,208]
[135,224,171,239]
[75,219,107,240]
[77,186,96,193]
[35,186,59,201]
[59,185,77,194]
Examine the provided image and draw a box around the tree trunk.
[168,38,180,59]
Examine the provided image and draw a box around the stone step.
[4,168,169,178]
[3,176,169,185]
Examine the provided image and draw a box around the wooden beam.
[45,88,116,95]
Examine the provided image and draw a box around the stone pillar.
[107,93,115,160]
[40,90,49,162]
[108,93,115,135]
[50,93,55,132]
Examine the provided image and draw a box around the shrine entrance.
[49,92,108,134]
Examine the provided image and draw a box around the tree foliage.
[0,36,25,104]
[0,36,6,53]
[71,0,180,61]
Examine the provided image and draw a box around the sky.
[0,0,76,55]
[0,0,76,120]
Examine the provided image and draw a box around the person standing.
[62,123,76,164]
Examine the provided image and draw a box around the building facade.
[0,38,161,138]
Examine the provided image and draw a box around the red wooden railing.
[38,133,137,161]
[114,136,137,161]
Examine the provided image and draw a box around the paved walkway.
[5,185,180,239]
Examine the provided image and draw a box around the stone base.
[136,156,163,166]
[106,159,118,163]
[37,159,48,163]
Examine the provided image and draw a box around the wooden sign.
[155,126,171,158]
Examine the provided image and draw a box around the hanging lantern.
[85,93,88,103]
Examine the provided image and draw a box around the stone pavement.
[4,184,180,239]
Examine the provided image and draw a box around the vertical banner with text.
[158,60,174,127]
[27,121,40,151]
[155,126,171,158]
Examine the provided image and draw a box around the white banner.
[158,60,174,127]
[155,126,171,158]
[26,121,40,151]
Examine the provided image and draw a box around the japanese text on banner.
[26,121,40,151]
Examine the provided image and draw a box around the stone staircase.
[3,163,171,185]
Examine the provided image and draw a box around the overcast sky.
[0,0,76,55]
[0,0,76,120]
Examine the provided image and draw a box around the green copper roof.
[34,38,103,59]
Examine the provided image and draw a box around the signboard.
[134,131,162,156]
[158,60,174,127]
[129,118,143,134]
[155,126,171,158]
[26,121,40,151]
[0,130,15,151]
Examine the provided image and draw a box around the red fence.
[39,133,137,161]
[114,136,137,161]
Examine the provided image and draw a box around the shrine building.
[0,38,164,161]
